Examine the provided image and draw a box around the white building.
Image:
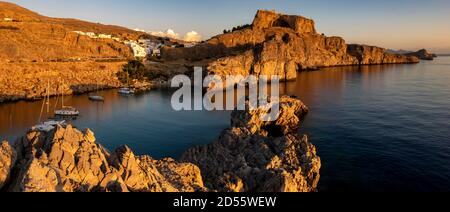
[125,40,147,58]
[152,49,161,57]
[184,42,197,48]
[98,34,112,39]
[85,32,96,38]
[3,18,13,22]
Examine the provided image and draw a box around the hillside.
[0,1,144,62]
[0,1,148,102]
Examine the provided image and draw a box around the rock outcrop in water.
[181,97,321,192]
[404,49,437,60]
[0,96,320,192]
[161,10,419,82]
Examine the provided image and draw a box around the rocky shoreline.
[0,96,320,192]
[161,10,420,82]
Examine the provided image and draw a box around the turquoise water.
[1,57,449,192]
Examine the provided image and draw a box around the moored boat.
[55,106,80,116]
[89,95,105,101]
[118,87,135,94]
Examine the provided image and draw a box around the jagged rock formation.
[161,10,419,81]
[4,125,205,192]
[0,96,320,192]
[181,97,321,192]
[405,49,437,60]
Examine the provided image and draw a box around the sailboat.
[89,83,105,101]
[118,72,135,95]
[33,80,66,132]
[54,79,80,116]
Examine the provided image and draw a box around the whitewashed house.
[152,48,161,57]
[98,34,112,39]
[85,32,97,38]
[125,40,147,58]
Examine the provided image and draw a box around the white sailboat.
[55,79,80,116]
[33,81,67,132]
[89,84,105,101]
[118,72,135,95]
[118,87,135,94]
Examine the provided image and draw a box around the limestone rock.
[7,125,207,192]
[109,145,205,192]
[161,10,419,83]
[181,96,321,192]
[0,141,16,190]
[252,10,317,34]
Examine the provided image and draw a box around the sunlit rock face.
[0,96,321,193]
[5,125,206,192]
[161,10,419,82]
[181,96,321,192]
[0,141,16,190]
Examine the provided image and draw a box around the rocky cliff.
[161,10,419,81]
[405,49,437,60]
[0,96,320,192]
[0,61,125,103]
[0,2,145,103]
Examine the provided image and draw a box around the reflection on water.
[1,57,450,192]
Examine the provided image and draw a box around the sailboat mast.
[61,79,64,108]
[46,80,50,113]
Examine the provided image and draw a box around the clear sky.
[5,0,450,53]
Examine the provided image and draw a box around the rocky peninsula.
[0,96,320,192]
[161,10,419,81]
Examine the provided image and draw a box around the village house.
[152,48,161,57]
[85,32,96,38]
[184,42,197,48]
[98,34,112,39]
[125,40,147,58]
[3,18,13,22]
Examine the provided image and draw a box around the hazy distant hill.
[385,49,413,55]
[0,1,145,62]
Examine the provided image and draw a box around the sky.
[5,0,450,53]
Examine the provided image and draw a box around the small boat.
[118,72,135,95]
[55,106,80,116]
[89,95,105,101]
[89,84,105,101]
[118,87,135,94]
[54,79,80,117]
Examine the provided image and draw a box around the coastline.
[0,96,320,192]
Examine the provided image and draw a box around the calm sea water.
[1,57,449,192]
